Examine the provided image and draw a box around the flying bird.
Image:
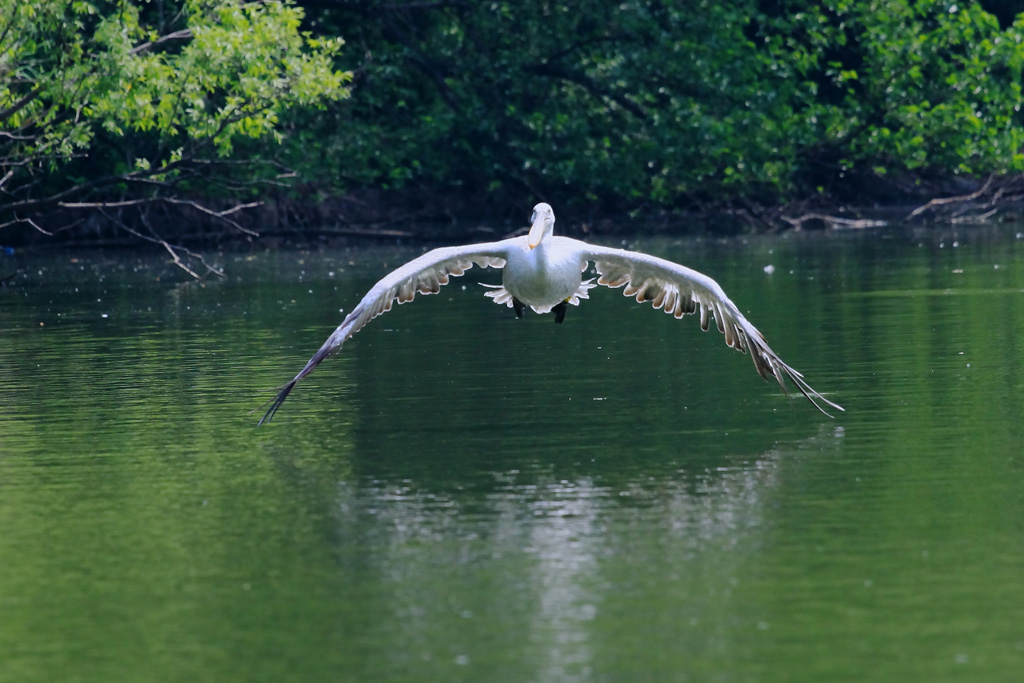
[258,202,842,424]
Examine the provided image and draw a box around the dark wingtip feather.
[256,381,298,426]
[786,371,844,418]
[255,334,340,426]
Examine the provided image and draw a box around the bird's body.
[258,203,842,424]
[502,235,587,310]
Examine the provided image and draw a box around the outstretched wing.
[258,241,512,425]
[581,243,843,416]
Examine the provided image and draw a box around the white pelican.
[258,202,842,424]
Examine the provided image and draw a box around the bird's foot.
[513,298,525,319]
[553,301,568,324]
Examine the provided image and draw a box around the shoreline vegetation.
[4,1,1024,276]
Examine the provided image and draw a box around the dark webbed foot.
[553,301,568,324]
[512,298,525,319]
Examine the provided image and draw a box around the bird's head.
[527,202,555,250]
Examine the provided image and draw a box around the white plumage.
[258,202,842,424]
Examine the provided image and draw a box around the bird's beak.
[527,216,545,250]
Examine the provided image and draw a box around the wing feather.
[581,243,843,417]
[258,241,511,424]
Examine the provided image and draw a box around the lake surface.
[1,224,1023,682]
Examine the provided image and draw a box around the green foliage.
[5,0,1023,233]
[1,0,349,215]
[758,0,1024,181]
[302,0,1024,211]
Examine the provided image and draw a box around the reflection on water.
[1,226,1023,682]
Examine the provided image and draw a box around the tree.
[1,0,349,274]
[755,0,1024,192]
[298,0,1024,220]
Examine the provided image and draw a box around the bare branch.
[0,214,53,235]
[58,198,151,209]
[129,28,193,55]
[780,213,888,230]
[56,196,262,236]
[950,207,998,224]
[907,175,995,220]
[1,157,194,213]
[162,198,262,235]
[0,87,43,124]
[99,207,225,280]
[162,240,203,279]
[0,130,37,141]
[380,2,467,8]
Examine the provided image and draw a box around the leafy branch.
[0,0,351,277]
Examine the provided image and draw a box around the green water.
[1,226,1022,682]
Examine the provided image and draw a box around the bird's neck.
[529,239,553,267]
